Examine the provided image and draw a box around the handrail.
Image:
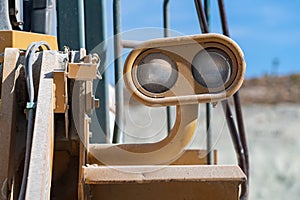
[217,0,249,199]
[112,0,124,143]
[194,0,249,199]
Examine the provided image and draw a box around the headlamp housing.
[124,33,245,106]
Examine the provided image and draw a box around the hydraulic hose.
[18,42,50,200]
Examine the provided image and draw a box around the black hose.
[18,109,34,200]
[18,42,50,200]
[24,42,50,102]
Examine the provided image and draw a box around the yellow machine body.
[0,30,58,61]
[0,31,246,200]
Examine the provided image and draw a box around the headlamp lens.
[192,49,231,89]
[137,52,178,93]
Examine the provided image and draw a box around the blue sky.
[104,0,300,78]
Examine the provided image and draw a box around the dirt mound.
[239,74,300,104]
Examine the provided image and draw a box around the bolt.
[94,98,100,109]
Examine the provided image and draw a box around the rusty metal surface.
[25,51,56,199]
[53,70,68,113]
[0,48,19,200]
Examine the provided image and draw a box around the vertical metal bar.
[204,0,210,25]
[0,49,19,200]
[85,0,110,143]
[56,0,80,50]
[23,0,32,31]
[234,93,249,172]
[221,100,248,200]
[163,0,170,37]
[194,0,208,33]
[217,0,249,174]
[194,0,213,164]
[112,0,123,143]
[163,0,173,133]
[0,0,12,30]
[77,0,85,48]
[204,0,213,165]
[31,0,56,35]
[217,0,229,36]
[24,51,55,199]
[218,0,249,199]
[206,103,213,164]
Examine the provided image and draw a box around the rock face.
[240,74,300,104]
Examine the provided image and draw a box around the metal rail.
[78,0,86,48]
[221,100,248,200]
[0,49,19,200]
[163,0,170,38]
[163,0,173,133]
[194,0,209,34]
[85,0,110,143]
[122,40,142,49]
[112,0,124,143]
[217,0,249,199]
[194,0,249,199]
[204,0,213,165]
[194,0,213,165]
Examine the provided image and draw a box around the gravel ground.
[207,104,300,200]
[120,102,300,200]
